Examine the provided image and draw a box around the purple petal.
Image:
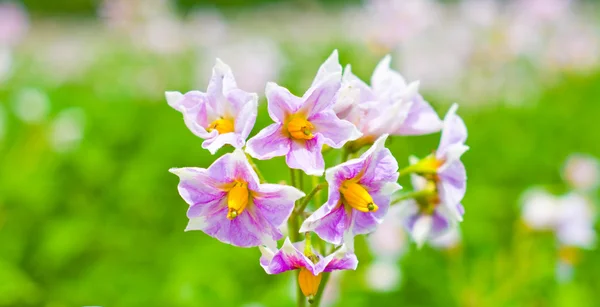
[437,104,467,158]
[396,95,443,136]
[310,110,361,148]
[202,132,244,154]
[356,135,400,191]
[201,205,276,247]
[350,192,391,236]
[302,203,351,245]
[233,95,258,141]
[206,59,238,115]
[245,123,291,160]
[207,149,260,191]
[322,245,359,272]
[169,167,225,205]
[260,238,314,274]
[285,137,325,176]
[438,160,467,221]
[312,50,342,87]
[370,55,407,101]
[265,82,303,122]
[254,184,305,228]
[301,73,341,118]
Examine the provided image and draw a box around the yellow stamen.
[286,117,315,140]
[226,181,249,220]
[298,267,322,301]
[339,181,378,212]
[207,117,234,134]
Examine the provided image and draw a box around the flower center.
[286,116,315,140]
[339,181,378,212]
[207,117,234,134]
[226,181,249,220]
[298,267,322,302]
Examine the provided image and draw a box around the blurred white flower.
[365,260,401,292]
[12,88,50,124]
[49,108,85,153]
[367,205,408,261]
[520,188,560,230]
[563,154,600,192]
[0,48,11,83]
[363,0,439,50]
[186,10,229,48]
[396,22,472,92]
[429,227,461,250]
[199,38,284,93]
[36,35,96,84]
[0,2,29,47]
[459,0,499,28]
[555,193,596,248]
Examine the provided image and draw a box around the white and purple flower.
[166,59,258,154]
[334,54,442,150]
[259,238,358,300]
[399,103,468,247]
[300,134,402,245]
[245,50,361,176]
[170,149,304,247]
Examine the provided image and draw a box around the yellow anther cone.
[340,181,378,212]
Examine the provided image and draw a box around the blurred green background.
[1,0,600,306]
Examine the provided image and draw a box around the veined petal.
[207,148,260,191]
[233,94,258,141]
[202,132,244,154]
[357,135,400,189]
[350,192,391,236]
[169,167,225,205]
[286,138,325,176]
[254,184,305,227]
[206,59,237,116]
[302,203,351,245]
[201,205,277,247]
[310,110,361,148]
[245,123,291,160]
[396,95,443,136]
[301,72,342,118]
[266,82,303,122]
[165,91,185,111]
[260,238,315,274]
[312,50,342,87]
[370,55,408,101]
[437,103,467,159]
[322,245,359,272]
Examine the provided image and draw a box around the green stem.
[299,171,305,193]
[341,148,350,163]
[398,164,420,177]
[295,183,328,215]
[245,153,266,183]
[391,189,433,204]
[290,168,297,187]
[312,272,331,307]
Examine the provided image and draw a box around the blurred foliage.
[1,36,600,307]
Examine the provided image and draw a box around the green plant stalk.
[295,182,328,215]
[391,189,435,204]
[312,272,331,307]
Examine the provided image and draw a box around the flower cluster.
[166,50,469,304]
[520,154,598,282]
